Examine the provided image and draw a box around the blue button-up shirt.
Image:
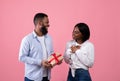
[19,31,54,81]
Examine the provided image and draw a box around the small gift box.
[48,53,63,66]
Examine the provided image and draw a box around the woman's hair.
[75,23,90,42]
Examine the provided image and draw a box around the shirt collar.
[73,40,88,46]
[32,31,48,38]
[32,31,37,38]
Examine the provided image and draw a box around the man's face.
[41,17,49,28]
[40,17,49,35]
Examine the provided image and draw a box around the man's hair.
[75,23,90,42]
[33,13,48,26]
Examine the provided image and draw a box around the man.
[19,13,54,81]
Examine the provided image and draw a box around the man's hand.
[42,60,52,68]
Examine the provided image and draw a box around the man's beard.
[40,26,48,35]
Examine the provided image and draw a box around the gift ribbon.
[48,53,62,64]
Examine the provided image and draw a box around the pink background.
[0,0,120,81]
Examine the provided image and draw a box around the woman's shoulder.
[66,40,75,47]
[83,40,94,47]
[67,40,74,44]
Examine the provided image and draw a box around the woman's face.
[72,26,83,40]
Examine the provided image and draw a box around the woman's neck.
[76,39,83,44]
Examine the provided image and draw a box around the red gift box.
[48,53,63,66]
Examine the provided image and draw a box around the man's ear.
[38,21,42,26]
[38,20,44,28]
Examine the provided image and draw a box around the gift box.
[48,53,63,66]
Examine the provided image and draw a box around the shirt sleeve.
[64,42,72,64]
[49,37,54,55]
[75,43,94,68]
[19,37,42,66]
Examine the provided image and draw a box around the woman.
[64,23,94,81]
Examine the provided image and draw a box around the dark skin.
[34,17,49,36]
[71,26,83,53]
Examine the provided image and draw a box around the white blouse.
[64,40,94,77]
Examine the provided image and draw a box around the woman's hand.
[71,45,80,53]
